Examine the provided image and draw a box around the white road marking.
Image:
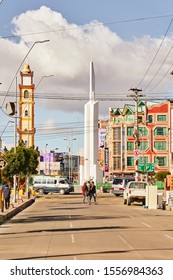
[142,222,152,228]
[118,234,134,250]
[165,234,173,240]
[70,222,73,228]
[71,234,75,243]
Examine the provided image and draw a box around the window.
[138,127,148,136]
[148,115,153,123]
[127,142,134,151]
[127,157,134,166]
[113,117,122,124]
[154,141,166,151]
[154,156,167,166]
[24,110,28,116]
[154,127,167,136]
[47,179,56,184]
[138,141,148,151]
[113,142,121,154]
[127,127,134,136]
[157,115,166,122]
[125,114,133,123]
[24,90,29,98]
[113,157,121,170]
[139,156,148,164]
[113,127,121,140]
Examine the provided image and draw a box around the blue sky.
[1,0,173,154]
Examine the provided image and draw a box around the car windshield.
[113,178,123,185]
[129,182,146,189]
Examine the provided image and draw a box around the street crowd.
[81,181,97,205]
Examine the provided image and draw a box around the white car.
[123,181,147,206]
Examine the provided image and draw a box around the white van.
[31,176,74,195]
[112,177,135,196]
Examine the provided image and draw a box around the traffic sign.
[134,149,140,156]
[0,156,7,169]
[138,163,155,173]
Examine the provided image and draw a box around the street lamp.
[1,39,50,109]
[35,75,54,90]
[0,120,14,150]
[64,138,76,181]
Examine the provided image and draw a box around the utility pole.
[128,87,144,181]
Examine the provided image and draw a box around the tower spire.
[89,61,95,101]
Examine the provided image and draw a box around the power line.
[137,17,173,88]
[1,14,173,40]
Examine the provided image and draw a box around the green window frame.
[127,127,134,136]
[127,142,134,151]
[126,114,133,123]
[154,127,167,136]
[148,115,153,123]
[154,141,166,151]
[127,157,134,166]
[138,127,148,136]
[139,156,148,164]
[138,141,148,151]
[157,115,167,122]
[154,156,167,166]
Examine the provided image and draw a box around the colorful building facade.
[105,100,173,177]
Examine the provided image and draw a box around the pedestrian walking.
[86,181,92,204]
[3,183,11,209]
[81,182,88,203]
[90,181,97,204]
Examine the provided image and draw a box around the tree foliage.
[155,171,170,182]
[2,142,39,182]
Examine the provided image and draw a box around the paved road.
[0,192,173,260]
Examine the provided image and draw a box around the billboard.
[98,129,106,149]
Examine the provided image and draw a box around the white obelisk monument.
[83,61,102,183]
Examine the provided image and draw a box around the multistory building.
[106,100,173,177]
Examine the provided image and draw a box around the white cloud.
[1,5,173,117]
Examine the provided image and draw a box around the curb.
[0,198,35,225]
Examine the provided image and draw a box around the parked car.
[123,181,147,206]
[111,177,135,196]
[31,176,74,195]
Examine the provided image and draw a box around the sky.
[1,0,173,155]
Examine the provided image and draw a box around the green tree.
[155,171,170,182]
[2,142,39,183]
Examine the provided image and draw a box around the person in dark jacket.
[3,183,11,209]
[90,181,97,204]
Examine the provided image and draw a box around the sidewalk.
[0,195,36,225]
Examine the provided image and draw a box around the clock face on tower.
[23,76,31,86]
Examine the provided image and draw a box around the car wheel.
[127,197,131,206]
[124,199,127,204]
[38,189,44,195]
[60,189,65,195]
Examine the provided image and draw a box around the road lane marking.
[142,222,152,228]
[70,222,73,228]
[118,234,134,250]
[165,234,173,240]
[129,215,135,219]
[71,234,75,243]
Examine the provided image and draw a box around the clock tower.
[18,64,35,147]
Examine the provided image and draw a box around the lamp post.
[1,40,50,109]
[35,75,54,90]
[64,138,76,181]
[0,120,14,150]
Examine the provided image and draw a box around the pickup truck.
[123,181,147,206]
